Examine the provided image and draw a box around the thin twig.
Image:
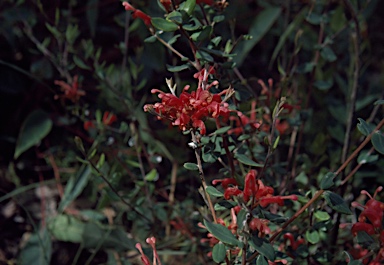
[191,132,217,223]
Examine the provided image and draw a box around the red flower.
[283,233,305,251]
[224,186,242,200]
[212,178,238,189]
[144,68,231,135]
[122,2,152,26]
[160,0,172,12]
[228,101,261,135]
[54,75,85,102]
[213,170,297,208]
[196,0,214,5]
[102,111,117,126]
[84,121,95,131]
[351,222,375,236]
[249,218,271,237]
[243,170,258,202]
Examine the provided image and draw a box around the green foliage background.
[0,0,384,264]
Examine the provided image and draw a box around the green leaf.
[374,99,384,105]
[235,154,263,167]
[151,17,178,32]
[314,210,330,221]
[323,191,352,215]
[306,13,323,25]
[249,235,275,261]
[86,0,99,37]
[203,220,240,246]
[357,151,378,164]
[166,11,182,24]
[234,6,281,66]
[168,34,181,45]
[58,165,92,212]
[371,132,384,155]
[320,46,337,62]
[18,228,51,265]
[314,79,333,90]
[213,126,231,135]
[183,17,202,31]
[206,186,224,197]
[82,222,135,251]
[256,255,268,265]
[145,168,159,181]
[305,230,320,244]
[48,214,85,243]
[214,200,237,211]
[191,26,212,42]
[196,50,214,62]
[357,118,372,136]
[184,162,199,171]
[356,231,375,247]
[180,0,196,16]
[213,15,225,23]
[166,63,190,72]
[14,109,53,159]
[330,6,347,32]
[73,55,91,70]
[236,209,247,231]
[212,242,226,263]
[296,62,315,73]
[320,172,336,190]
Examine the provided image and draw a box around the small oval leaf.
[183,162,199,171]
[212,242,226,263]
[235,154,263,167]
[323,191,352,215]
[151,17,178,32]
[203,220,240,247]
[320,172,336,190]
[305,230,320,244]
[249,235,275,261]
[371,132,384,155]
[14,110,53,159]
[206,186,224,197]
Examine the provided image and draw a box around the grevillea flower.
[349,187,384,265]
[213,170,298,207]
[122,2,152,26]
[352,186,384,233]
[160,0,172,12]
[196,0,214,5]
[84,111,117,131]
[102,111,117,126]
[54,75,85,102]
[283,233,305,251]
[144,68,232,135]
[135,237,162,265]
[249,217,271,237]
[228,100,261,135]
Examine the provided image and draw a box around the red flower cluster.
[213,170,298,208]
[122,2,151,26]
[350,187,384,264]
[144,68,231,135]
[54,75,85,102]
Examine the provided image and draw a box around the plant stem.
[191,131,217,223]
